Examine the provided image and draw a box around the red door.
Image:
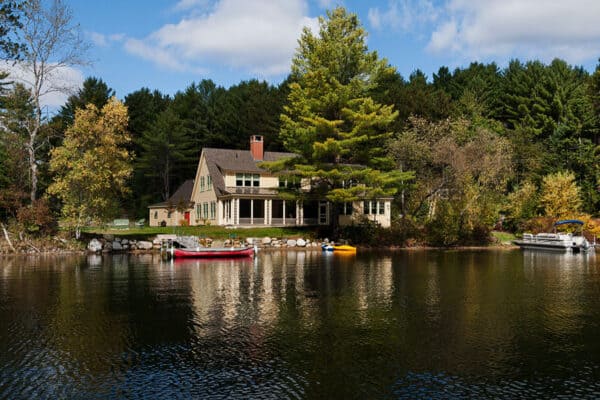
[184,211,190,225]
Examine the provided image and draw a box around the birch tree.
[15,0,89,201]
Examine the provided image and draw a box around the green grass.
[491,230,517,244]
[85,225,318,240]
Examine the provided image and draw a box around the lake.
[1,249,600,399]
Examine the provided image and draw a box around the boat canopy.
[554,219,584,226]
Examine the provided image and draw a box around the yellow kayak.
[332,244,357,252]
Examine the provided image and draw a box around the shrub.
[15,199,56,236]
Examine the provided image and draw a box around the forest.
[0,2,599,246]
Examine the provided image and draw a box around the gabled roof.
[148,179,195,208]
[202,148,295,197]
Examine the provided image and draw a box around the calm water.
[1,250,600,399]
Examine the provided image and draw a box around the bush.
[338,217,421,247]
[424,202,460,246]
[520,217,554,234]
[15,199,56,236]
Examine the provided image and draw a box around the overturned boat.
[513,220,595,253]
[171,246,256,259]
[161,237,257,259]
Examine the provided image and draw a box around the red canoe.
[172,246,255,258]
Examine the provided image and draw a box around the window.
[207,175,212,189]
[236,173,260,187]
[279,177,299,188]
[340,202,352,215]
[203,202,208,219]
[200,176,205,191]
[154,211,158,219]
[363,201,382,215]
[196,204,201,219]
[210,201,216,219]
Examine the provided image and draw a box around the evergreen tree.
[135,107,196,201]
[270,7,412,233]
[228,79,285,151]
[54,77,115,129]
[0,0,24,60]
[124,88,170,216]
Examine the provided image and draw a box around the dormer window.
[279,177,299,188]
[236,173,260,187]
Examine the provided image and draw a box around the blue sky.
[24,0,600,107]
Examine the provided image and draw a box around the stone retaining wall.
[87,235,328,253]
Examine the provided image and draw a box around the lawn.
[85,225,318,240]
[491,230,517,244]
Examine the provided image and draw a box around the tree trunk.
[1,223,15,252]
[331,202,341,240]
[28,135,38,202]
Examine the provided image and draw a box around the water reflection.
[1,250,600,398]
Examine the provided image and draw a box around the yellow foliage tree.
[48,98,132,237]
[539,171,582,219]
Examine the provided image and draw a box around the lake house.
[148,135,392,228]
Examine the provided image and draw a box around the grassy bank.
[491,231,517,245]
[85,225,318,240]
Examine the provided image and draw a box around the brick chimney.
[250,135,264,161]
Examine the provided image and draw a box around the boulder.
[112,241,123,251]
[262,237,272,245]
[296,238,306,247]
[121,239,129,245]
[87,238,103,253]
[137,241,153,250]
[286,239,297,247]
[246,237,255,245]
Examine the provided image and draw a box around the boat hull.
[173,247,255,258]
[321,244,357,252]
[513,234,592,253]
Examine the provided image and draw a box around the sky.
[9,0,600,108]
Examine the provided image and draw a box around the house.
[148,179,195,226]
[148,135,392,227]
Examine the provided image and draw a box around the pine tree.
[135,107,196,201]
[269,7,412,233]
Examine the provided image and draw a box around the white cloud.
[426,0,600,63]
[317,0,339,9]
[90,32,108,47]
[88,32,125,48]
[0,61,84,109]
[368,0,438,32]
[173,0,209,12]
[124,0,319,77]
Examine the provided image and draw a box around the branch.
[1,223,15,252]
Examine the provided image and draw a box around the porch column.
[265,199,270,225]
[250,199,254,225]
[234,198,239,225]
[297,201,302,225]
[282,201,286,225]
[217,200,223,225]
